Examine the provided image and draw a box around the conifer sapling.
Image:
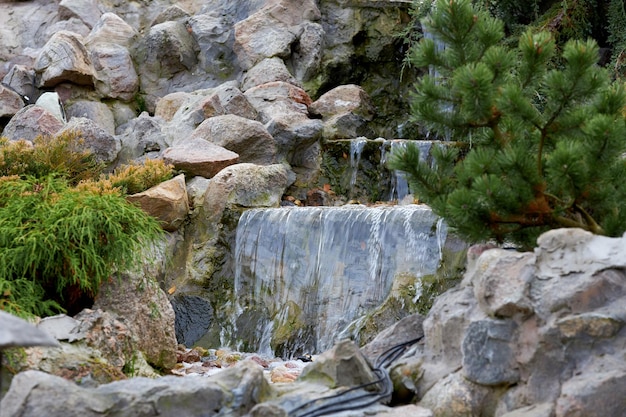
[390,0,626,249]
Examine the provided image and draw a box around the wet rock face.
[170,294,214,347]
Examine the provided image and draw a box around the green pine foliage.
[390,0,626,249]
[0,133,168,318]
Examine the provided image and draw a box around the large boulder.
[0,360,268,417]
[85,12,138,49]
[162,139,240,178]
[93,265,178,370]
[0,85,24,118]
[126,174,189,232]
[114,112,168,165]
[393,228,626,416]
[233,0,321,70]
[56,117,120,165]
[34,31,96,88]
[133,20,199,111]
[2,105,65,142]
[191,114,277,165]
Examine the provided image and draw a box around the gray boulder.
[85,12,138,49]
[233,0,321,70]
[309,84,376,140]
[34,31,96,88]
[191,114,277,165]
[0,85,24,118]
[241,57,300,91]
[2,105,64,142]
[59,0,103,29]
[134,20,199,111]
[65,100,116,135]
[93,265,178,370]
[1,360,268,417]
[114,112,168,165]
[188,12,242,81]
[57,117,120,165]
[89,43,138,101]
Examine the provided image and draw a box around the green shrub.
[0,174,165,317]
[390,0,626,249]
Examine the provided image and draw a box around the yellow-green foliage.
[0,133,171,318]
[0,132,103,185]
[107,159,174,195]
[76,159,174,196]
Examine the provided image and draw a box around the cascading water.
[379,139,433,201]
[230,204,453,357]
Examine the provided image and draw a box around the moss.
[270,301,307,356]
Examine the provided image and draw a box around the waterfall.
[348,137,367,199]
[231,204,450,357]
[380,139,433,201]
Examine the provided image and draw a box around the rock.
[244,81,312,123]
[170,294,214,347]
[461,319,519,386]
[93,267,178,370]
[114,112,168,165]
[289,21,324,82]
[361,313,425,366]
[56,117,120,165]
[466,248,535,318]
[85,12,138,49]
[0,84,24,118]
[65,100,116,135]
[0,311,59,349]
[188,12,241,80]
[155,92,191,122]
[127,174,189,232]
[500,403,555,417]
[233,0,321,70]
[162,139,240,178]
[309,84,376,140]
[243,81,322,164]
[186,175,211,211]
[151,5,191,26]
[418,371,491,417]
[134,20,199,110]
[196,84,259,121]
[34,31,96,88]
[2,65,37,104]
[191,114,277,164]
[309,84,376,121]
[90,43,139,101]
[71,309,135,369]
[555,356,626,417]
[203,163,296,209]
[20,343,127,387]
[377,405,434,417]
[2,105,65,142]
[299,339,378,389]
[241,57,300,91]
[34,92,66,123]
[59,0,103,29]
[36,315,81,342]
[1,360,267,417]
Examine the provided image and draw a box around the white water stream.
[230,204,448,357]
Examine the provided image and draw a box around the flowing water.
[230,204,451,357]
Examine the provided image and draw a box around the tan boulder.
[127,174,189,232]
[163,139,239,178]
[34,31,96,88]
